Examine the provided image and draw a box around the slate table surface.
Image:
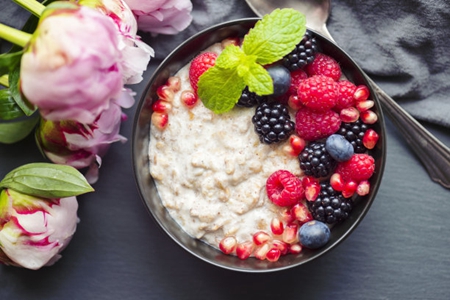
[1,1,450,299]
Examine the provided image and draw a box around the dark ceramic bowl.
[132,18,386,272]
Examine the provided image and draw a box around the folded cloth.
[328,0,450,127]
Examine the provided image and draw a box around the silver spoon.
[245,0,450,189]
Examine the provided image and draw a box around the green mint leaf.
[242,8,306,65]
[0,89,26,120]
[0,163,94,199]
[198,66,246,113]
[240,62,273,95]
[8,66,36,116]
[0,114,39,144]
[0,51,23,77]
[215,45,246,69]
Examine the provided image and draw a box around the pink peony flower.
[124,0,193,35]
[0,189,79,270]
[80,0,154,84]
[35,95,132,184]
[20,3,124,124]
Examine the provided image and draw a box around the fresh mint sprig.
[198,8,306,114]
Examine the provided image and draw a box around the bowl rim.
[132,17,387,273]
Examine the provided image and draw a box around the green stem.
[0,75,8,88]
[13,0,45,17]
[0,23,31,48]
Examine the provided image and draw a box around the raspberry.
[305,53,342,81]
[266,170,304,207]
[335,153,375,182]
[297,75,339,111]
[295,107,341,141]
[189,52,217,93]
[287,69,308,97]
[335,80,357,111]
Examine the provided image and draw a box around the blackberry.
[337,119,369,153]
[236,86,267,107]
[299,142,336,178]
[252,102,295,144]
[282,30,318,71]
[307,182,353,224]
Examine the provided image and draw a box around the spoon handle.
[366,76,450,189]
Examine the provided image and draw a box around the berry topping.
[307,182,353,224]
[305,53,342,81]
[299,141,337,178]
[266,65,291,97]
[282,30,318,71]
[335,153,375,182]
[287,69,308,97]
[325,134,354,162]
[295,107,341,141]
[337,119,369,153]
[252,102,295,144]
[298,220,331,249]
[335,80,357,111]
[266,170,304,207]
[297,75,339,111]
[189,52,217,93]
[237,86,267,107]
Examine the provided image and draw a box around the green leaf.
[0,162,94,199]
[0,114,38,144]
[198,66,246,113]
[8,66,36,116]
[242,9,306,65]
[0,89,26,120]
[0,51,23,77]
[215,45,246,69]
[240,62,273,96]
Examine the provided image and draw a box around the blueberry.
[298,220,331,249]
[325,134,354,162]
[266,65,291,97]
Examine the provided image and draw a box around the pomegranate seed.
[282,223,298,244]
[302,175,319,186]
[152,99,172,113]
[270,217,284,235]
[288,95,303,110]
[330,173,344,191]
[181,90,198,108]
[279,207,295,224]
[254,243,270,260]
[342,180,358,198]
[353,85,370,102]
[360,110,378,124]
[340,107,360,123]
[157,84,174,102]
[253,231,271,245]
[219,236,237,254]
[272,240,289,255]
[304,181,321,201]
[167,76,181,92]
[356,99,374,112]
[356,180,371,196]
[236,241,254,260]
[289,243,302,254]
[282,145,297,157]
[363,129,379,149]
[151,112,169,130]
[291,202,313,224]
[289,135,306,155]
[266,248,281,262]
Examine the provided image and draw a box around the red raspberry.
[287,69,308,96]
[266,170,304,207]
[305,53,342,81]
[297,75,339,111]
[295,106,341,141]
[335,80,357,111]
[335,153,375,182]
[189,52,217,93]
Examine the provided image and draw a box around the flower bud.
[0,189,78,270]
